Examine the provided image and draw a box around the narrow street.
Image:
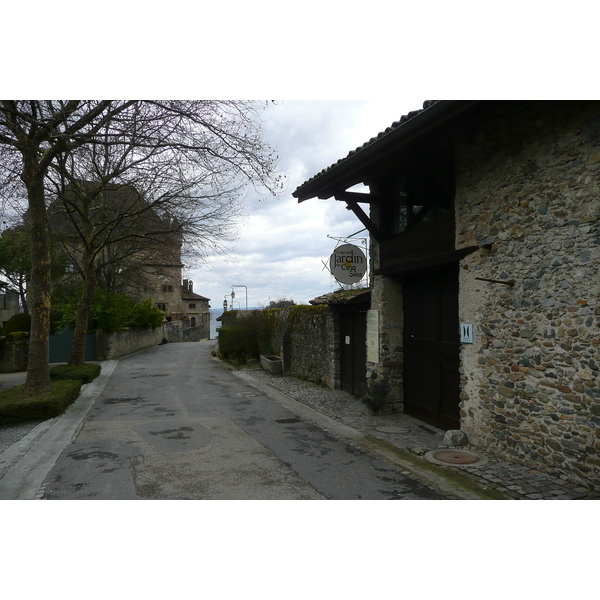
[34,341,445,500]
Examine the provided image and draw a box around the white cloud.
[188,99,427,308]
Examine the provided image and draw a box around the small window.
[157,303,167,311]
[162,285,173,292]
[189,303,196,309]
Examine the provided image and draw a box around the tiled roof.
[309,288,370,305]
[293,100,439,196]
[182,287,210,301]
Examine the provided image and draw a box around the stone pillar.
[368,273,404,412]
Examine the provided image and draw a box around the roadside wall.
[0,335,28,373]
[163,321,208,342]
[267,305,337,388]
[220,307,338,388]
[95,327,164,360]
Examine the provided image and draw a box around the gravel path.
[0,421,44,454]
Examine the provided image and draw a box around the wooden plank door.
[340,311,367,397]
[403,265,460,430]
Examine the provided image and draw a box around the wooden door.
[403,265,460,430]
[340,311,367,397]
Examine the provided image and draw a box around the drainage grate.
[276,417,301,424]
[424,449,489,468]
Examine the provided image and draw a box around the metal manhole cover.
[375,426,411,434]
[424,449,489,468]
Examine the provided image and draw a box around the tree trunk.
[24,169,51,394]
[68,256,97,367]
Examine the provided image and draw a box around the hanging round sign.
[329,244,367,284]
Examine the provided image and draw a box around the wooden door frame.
[402,264,460,430]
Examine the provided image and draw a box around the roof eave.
[293,100,480,202]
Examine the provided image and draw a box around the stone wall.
[455,101,600,487]
[95,327,164,360]
[0,335,28,373]
[163,321,209,342]
[368,267,404,411]
[1,326,170,371]
[267,305,336,388]
[219,306,338,388]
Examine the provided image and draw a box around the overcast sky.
[188,99,426,309]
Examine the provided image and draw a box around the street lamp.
[232,285,248,310]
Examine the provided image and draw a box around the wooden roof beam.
[337,195,382,243]
[331,190,380,204]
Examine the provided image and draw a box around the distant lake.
[209,308,223,339]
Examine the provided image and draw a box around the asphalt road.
[38,341,445,500]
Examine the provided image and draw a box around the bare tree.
[0,101,138,392]
[45,101,284,366]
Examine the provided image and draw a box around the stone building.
[0,289,20,329]
[49,182,211,339]
[293,101,600,489]
[179,279,210,335]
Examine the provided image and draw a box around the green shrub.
[218,312,267,361]
[126,298,164,329]
[89,291,132,332]
[218,326,258,362]
[54,288,165,333]
[4,313,31,335]
[0,380,82,425]
[49,363,102,384]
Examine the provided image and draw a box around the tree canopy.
[0,101,284,387]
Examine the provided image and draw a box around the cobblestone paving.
[243,367,600,500]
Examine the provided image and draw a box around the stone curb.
[0,360,119,500]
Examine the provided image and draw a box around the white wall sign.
[367,310,379,363]
[460,323,474,344]
[329,244,367,285]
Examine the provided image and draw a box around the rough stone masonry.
[456,101,599,489]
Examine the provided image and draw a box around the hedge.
[0,380,83,425]
[0,363,101,425]
[49,363,102,384]
[4,313,31,335]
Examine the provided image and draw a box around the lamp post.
[232,285,248,310]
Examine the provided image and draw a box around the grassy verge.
[0,364,102,425]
